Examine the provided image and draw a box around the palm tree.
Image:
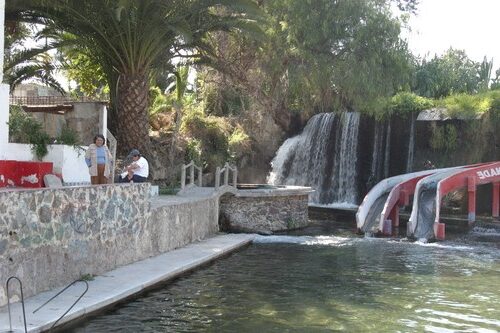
[3,17,65,93]
[9,0,261,156]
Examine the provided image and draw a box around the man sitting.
[119,149,149,183]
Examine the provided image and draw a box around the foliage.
[200,0,416,121]
[59,46,108,97]
[185,138,204,167]
[381,92,434,117]
[8,105,51,160]
[228,126,251,160]
[9,105,82,160]
[9,0,263,154]
[56,125,80,145]
[413,48,481,99]
[478,56,493,92]
[490,68,500,90]
[181,107,250,171]
[149,86,173,116]
[438,90,500,119]
[3,12,65,93]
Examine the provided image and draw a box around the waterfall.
[368,120,392,188]
[269,112,360,207]
[384,120,391,179]
[406,113,415,173]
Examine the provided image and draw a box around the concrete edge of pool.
[0,233,256,333]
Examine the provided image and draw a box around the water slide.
[358,162,499,241]
[356,169,444,233]
[408,161,500,240]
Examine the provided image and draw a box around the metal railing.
[215,163,238,190]
[6,276,27,333]
[9,95,109,106]
[32,279,89,331]
[181,161,203,189]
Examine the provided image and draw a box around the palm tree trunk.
[116,73,151,156]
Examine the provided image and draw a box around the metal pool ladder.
[32,279,89,331]
[6,276,28,333]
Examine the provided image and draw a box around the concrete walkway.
[0,233,256,333]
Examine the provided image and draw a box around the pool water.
[67,220,500,332]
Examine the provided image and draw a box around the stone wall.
[219,187,310,233]
[0,184,220,307]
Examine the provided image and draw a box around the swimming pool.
[67,220,500,332]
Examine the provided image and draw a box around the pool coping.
[0,233,256,333]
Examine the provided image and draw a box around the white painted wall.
[0,0,7,145]
[0,143,91,183]
[0,84,8,144]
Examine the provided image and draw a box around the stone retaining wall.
[0,184,219,307]
[219,187,311,233]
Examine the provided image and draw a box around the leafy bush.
[441,93,490,119]
[9,105,51,160]
[438,90,500,119]
[388,92,434,116]
[9,105,83,160]
[228,126,251,160]
[56,125,80,145]
[180,107,251,171]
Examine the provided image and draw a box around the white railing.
[106,129,117,183]
[215,163,238,190]
[181,160,203,189]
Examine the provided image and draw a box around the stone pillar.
[0,0,9,145]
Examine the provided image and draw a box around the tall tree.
[414,48,481,98]
[201,0,415,122]
[9,0,261,155]
[3,19,64,93]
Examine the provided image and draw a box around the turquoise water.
[68,221,500,332]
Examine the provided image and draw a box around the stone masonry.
[0,184,219,307]
[219,189,311,233]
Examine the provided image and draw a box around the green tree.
[3,19,64,93]
[414,48,481,98]
[59,45,108,98]
[478,56,493,91]
[201,0,415,122]
[10,0,261,155]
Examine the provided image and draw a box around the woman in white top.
[119,149,149,183]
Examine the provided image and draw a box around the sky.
[402,0,500,67]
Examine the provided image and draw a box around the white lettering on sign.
[476,167,500,180]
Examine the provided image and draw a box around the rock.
[44,174,63,188]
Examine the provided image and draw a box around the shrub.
[388,92,434,116]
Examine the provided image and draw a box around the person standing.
[119,149,149,183]
[85,134,113,185]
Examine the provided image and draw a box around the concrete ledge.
[0,233,256,333]
[235,185,313,197]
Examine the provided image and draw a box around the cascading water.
[269,112,360,207]
[406,113,415,173]
[367,120,391,188]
